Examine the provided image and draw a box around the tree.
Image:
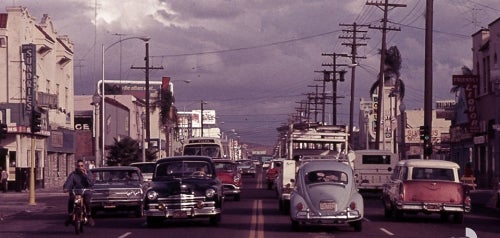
[106,136,140,166]
[370,45,405,99]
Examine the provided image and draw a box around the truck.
[352,150,398,191]
[275,122,351,214]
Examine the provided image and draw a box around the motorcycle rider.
[63,159,94,226]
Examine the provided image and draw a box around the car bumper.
[91,199,142,209]
[292,209,363,223]
[223,184,241,196]
[396,202,471,213]
[144,201,221,218]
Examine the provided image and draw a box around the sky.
[2,0,500,146]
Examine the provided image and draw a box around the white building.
[0,6,74,189]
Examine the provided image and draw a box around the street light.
[101,36,150,167]
[91,91,101,166]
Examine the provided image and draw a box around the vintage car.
[144,156,223,227]
[236,159,256,177]
[213,159,242,201]
[90,166,146,217]
[290,160,363,232]
[382,159,471,223]
[130,162,156,182]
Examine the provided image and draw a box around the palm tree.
[369,45,405,99]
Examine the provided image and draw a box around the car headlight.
[205,188,216,198]
[146,190,158,200]
[234,175,241,183]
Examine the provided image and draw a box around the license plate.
[173,210,188,218]
[319,201,336,210]
[425,204,441,211]
[103,203,116,209]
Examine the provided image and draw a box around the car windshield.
[183,145,220,157]
[305,170,348,185]
[131,163,155,173]
[214,163,236,173]
[411,167,454,181]
[237,160,253,167]
[93,170,141,184]
[155,161,213,179]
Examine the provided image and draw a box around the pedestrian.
[464,162,474,177]
[1,166,8,193]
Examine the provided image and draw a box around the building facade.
[0,7,75,190]
[451,17,500,189]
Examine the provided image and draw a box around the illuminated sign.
[22,44,37,116]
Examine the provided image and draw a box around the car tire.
[452,212,464,224]
[135,204,144,218]
[234,194,241,201]
[350,220,362,232]
[440,212,449,222]
[392,206,404,220]
[146,216,163,227]
[291,220,300,231]
[209,214,221,226]
[383,201,392,218]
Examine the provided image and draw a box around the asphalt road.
[0,169,498,238]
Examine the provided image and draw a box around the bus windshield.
[183,145,221,157]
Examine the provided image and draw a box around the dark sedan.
[144,156,223,227]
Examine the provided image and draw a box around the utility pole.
[307,85,323,123]
[339,22,369,144]
[321,53,348,125]
[423,0,433,159]
[367,0,406,149]
[131,43,163,150]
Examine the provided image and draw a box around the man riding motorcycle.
[63,159,94,226]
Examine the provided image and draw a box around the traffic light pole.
[29,136,36,205]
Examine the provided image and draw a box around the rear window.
[362,155,391,164]
[411,167,454,181]
[305,170,348,185]
[93,170,141,183]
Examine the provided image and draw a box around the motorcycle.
[70,189,90,234]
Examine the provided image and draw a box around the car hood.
[149,178,218,197]
[93,182,142,190]
[302,183,353,211]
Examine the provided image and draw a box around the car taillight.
[296,202,304,211]
[349,202,356,210]
[464,196,471,206]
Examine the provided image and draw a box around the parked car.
[381,159,471,223]
[144,156,223,227]
[90,166,146,217]
[213,159,242,201]
[236,159,256,177]
[290,160,363,232]
[129,162,156,182]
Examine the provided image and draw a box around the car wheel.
[135,204,144,218]
[392,206,404,221]
[234,194,241,201]
[496,194,500,208]
[350,220,362,232]
[383,201,392,218]
[452,213,464,224]
[291,220,300,231]
[209,214,221,226]
[146,216,163,227]
[440,212,449,222]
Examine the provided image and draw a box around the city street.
[0,169,499,238]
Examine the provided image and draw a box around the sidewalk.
[0,188,65,221]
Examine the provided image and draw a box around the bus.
[182,137,228,158]
[352,150,399,191]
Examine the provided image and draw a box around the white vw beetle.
[290,160,363,231]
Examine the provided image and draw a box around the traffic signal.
[0,123,7,139]
[419,126,430,141]
[31,110,42,133]
[424,139,433,156]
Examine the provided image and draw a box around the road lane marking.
[380,227,395,236]
[117,232,132,238]
[249,200,264,238]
